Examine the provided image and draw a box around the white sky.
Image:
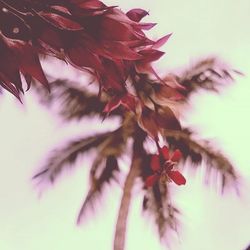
[1,1,250,250]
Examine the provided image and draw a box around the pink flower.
[145,146,186,187]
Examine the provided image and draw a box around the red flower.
[145,146,186,187]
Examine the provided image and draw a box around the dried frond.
[33,79,117,120]
[77,126,129,222]
[142,183,180,242]
[177,57,242,96]
[77,155,119,223]
[164,129,239,192]
[33,132,111,183]
[33,79,125,120]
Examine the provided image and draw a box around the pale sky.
[1,1,250,250]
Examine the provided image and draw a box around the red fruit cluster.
[145,146,186,187]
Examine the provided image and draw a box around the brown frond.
[33,132,110,183]
[77,155,119,224]
[142,183,180,243]
[77,126,128,222]
[138,148,180,243]
[178,57,242,97]
[34,78,125,120]
[33,79,111,120]
[165,129,239,192]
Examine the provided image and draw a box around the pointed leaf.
[171,149,182,162]
[151,155,160,171]
[126,9,149,22]
[161,146,169,160]
[152,33,172,49]
[168,170,186,185]
[155,106,182,131]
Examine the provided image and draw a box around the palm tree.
[0,1,242,249]
[33,57,241,250]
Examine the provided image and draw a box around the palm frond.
[33,132,110,183]
[33,79,120,121]
[177,57,242,97]
[77,125,131,222]
[77,155,119,224]
[165,129,239,192]
[142,183,180,243]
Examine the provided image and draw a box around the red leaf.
[155,106,182,131]
[66,46,103,72]
[151,155,160,171]
[99,17,136,41]
[171,149,182,162]
[138,106,159,139]
[103,97,121,114]
[160,146,169,160]
[18,44,49,89]
[145,174,159,187]
[153,84,184,102]
[103,94,137,114]
[120,94,137,112]
[152,33,172,49]
[71,0,106,9]
[38,12,83,31]
[0,76,22,101]
[163,75,186,90]
[38,26,65,51]
[136,22,156,30]
[138,49,165,63]
[100,41,142,60]
[168,171,186,185]
[126,8,149,22]
[6,41,49,89]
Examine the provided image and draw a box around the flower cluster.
[145,146,186,187]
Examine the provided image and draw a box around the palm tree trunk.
[113,130,145,250]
